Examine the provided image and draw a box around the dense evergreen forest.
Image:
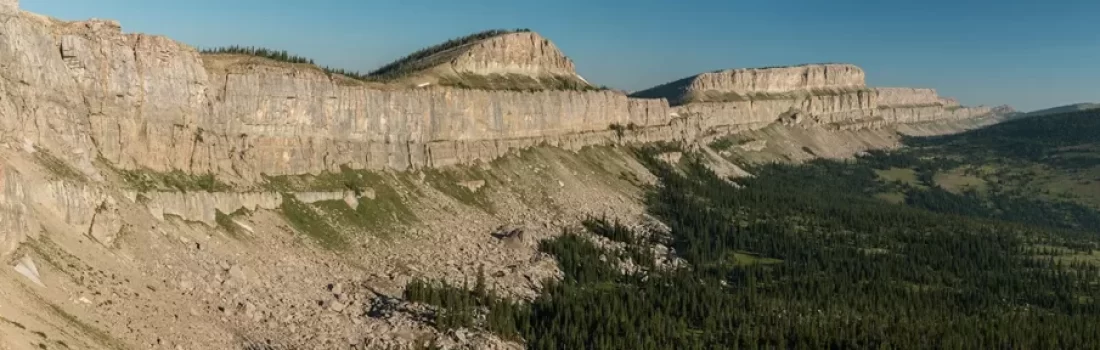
[406,110,1100,349]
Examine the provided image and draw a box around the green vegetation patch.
[214,209,251,240]
[33,151,86,182]
[264,166,418,228]
[100,159,230,192]
[932,168,987,194]
[263,165,392,193]
[267,166,425,245]
[421,168,494,212]
[280,195,348,250]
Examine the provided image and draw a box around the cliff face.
[875,87,942,108]
[687,64,866,98]
[0,4,994,185]
[0,13,662,179]
[367,30,591,90]
[633,65,994,130]
[448,32,577,78]
[0,0,15,14]
[631,64,867,105]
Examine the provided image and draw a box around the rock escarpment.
[631,64,868,105]
[632,65,993,130]
[366,30,591,90]
[1,12,666,181]
[0,5,995,186]
[874,87,991,123]
[447,32,579,79]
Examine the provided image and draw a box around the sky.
[23,0,1100,112]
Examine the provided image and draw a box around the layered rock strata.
[874,87,991,123]
[633,65,993,131]
[0,3,992,186]
[447,32,579,78]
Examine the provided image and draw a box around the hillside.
[0,1,1040,349]
[1025,102,1100,118]
[404,110,1100,349]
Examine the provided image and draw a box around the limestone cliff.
[366,30,590,90]
[875,87,942,108]
[0,3,998,189]
[631,64,868,105]
[632,65,995,132]
[873,87,991,123]
[446,32,578,78]
[0,0,15,15]
[632,64,879,130]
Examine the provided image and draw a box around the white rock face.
[689,64,866,96]
[32,180,123,245]
[0,166,34,257]
[450,32,578,78]
[0,10,994,186]
[0,0,16,15]
[875,87,942,107]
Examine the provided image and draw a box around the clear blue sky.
[23,0,1100,112]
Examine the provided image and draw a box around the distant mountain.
[1025,103,1100,118]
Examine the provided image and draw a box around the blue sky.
[23,0,1100,111]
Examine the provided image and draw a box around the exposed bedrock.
[0,5,993,186]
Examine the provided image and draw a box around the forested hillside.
[405,110,1100,349]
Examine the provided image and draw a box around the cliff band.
[1,3,993,184]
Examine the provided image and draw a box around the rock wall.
[0,165,34,257]
[875,87,942,108]
[687,64,866,97]
[672,89,878,129]
[0,0,16,15]
[874,88,991,123]
[2,13,672,180]
[631,64,867,105]
[449,32,577,78]
[0,6,993,186]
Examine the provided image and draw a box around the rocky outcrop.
[875,87,942,108]
[633,64,880,130]
[873,88,991,123]
[631,64,868,105]
[366,30,590,90]
[447,32,577,78]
